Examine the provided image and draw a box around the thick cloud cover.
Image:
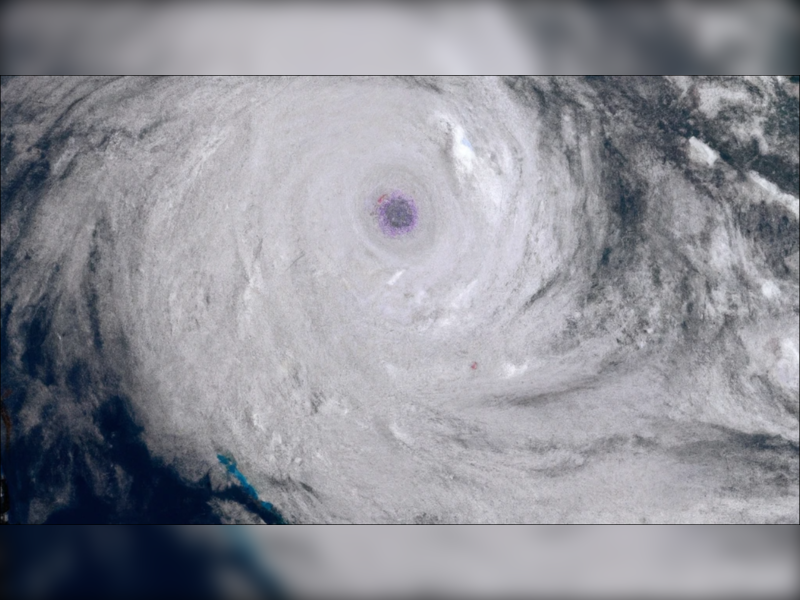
[1,76,798,523]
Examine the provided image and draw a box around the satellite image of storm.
[1,75,798,529]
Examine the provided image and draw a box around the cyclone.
[1,76,797,524]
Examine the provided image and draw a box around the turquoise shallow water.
[217,454,286,524]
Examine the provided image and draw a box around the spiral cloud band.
[1,77,798,523]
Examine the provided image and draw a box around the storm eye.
[376,192,418,237]
[385,201,414,228]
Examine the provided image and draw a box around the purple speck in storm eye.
[376,191,418,237]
